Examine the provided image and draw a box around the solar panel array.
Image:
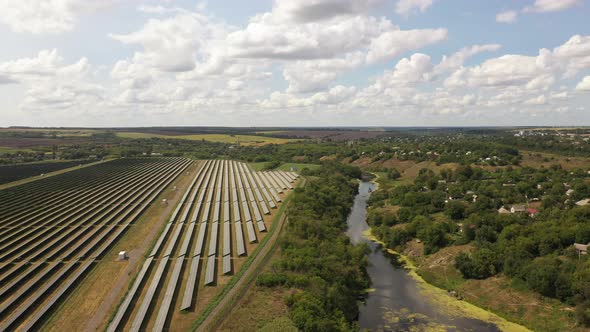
[0,158,192,331]
[108,160,299,332]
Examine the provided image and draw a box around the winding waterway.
[347,181,502,331]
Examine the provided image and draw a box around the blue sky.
[0,0,589,127]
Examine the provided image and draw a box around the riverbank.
[362,228,531,332]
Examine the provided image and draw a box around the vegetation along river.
[346,181,527,332]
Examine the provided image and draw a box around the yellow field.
[116,132,299,146]
[0,128,98,136]
[0,146,35,153]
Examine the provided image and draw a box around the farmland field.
[116,132,300,146]
[106,160,298,331]
[0,157,191,331]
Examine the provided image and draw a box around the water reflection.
[347,181,501,332]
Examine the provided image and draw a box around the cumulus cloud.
[496,10,517,23]
[0,49,89,81]
[283,52,364,93]
[365,28,447,64]
[395,0,434,16]
[435,44,502,74]
[227,15,393,60]
[310,85,357,104]
[0,0,119,34]
[2,1,588,126]
[442,35,590,91]
[444,54,551,89]
[576,76,590,91]
[0,49,102,110]
[110,12,229,72]
[523,0,580,13]
[274,0,380,22]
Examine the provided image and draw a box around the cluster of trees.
[256,163,369,331]
[0,151,48,164]
[344,135,522,166]
[500,132,590,157]
[366,162,590,326]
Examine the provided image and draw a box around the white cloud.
[2,1,588,127]
[395,0,434,17]
[496,10,517,23]
[441,34,590,91]
[523,0,580,13]
[310,85,356,104]
[0,0,119,34]
[227,14,395,60]
[365,28,447,64]
[524,94,547,105]
[274,0,380,22]
[0,49,89,81]
[283,52,364,93]
[110,12,229,72]
[0,49,102,110]
[444,54,550,88]
[576,76,590,91]
[387,53,434,84]
[435,44,502,74]
[550,34,590,77]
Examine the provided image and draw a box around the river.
[346,181,503,332]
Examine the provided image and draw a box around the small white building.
[510,205,527,213]
[574,243,589,257]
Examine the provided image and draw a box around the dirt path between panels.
[83,163,200,332]
[196,213,289,332]
[40,161,199,332]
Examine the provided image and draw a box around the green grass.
[0,146,35,153]
[116,132,300,146]
[191,178,306,331]
[249,162,320,172]
[276,163,319,172]
[248,162,268,171]
[259,317,298,332]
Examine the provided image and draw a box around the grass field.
[519,150,590,170]
[414,245,580,332]
[249,162,320,171]
[116,132,300,146]
[0,146,35,153]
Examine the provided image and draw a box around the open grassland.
[249,162,320,172]
[520,150,590,170]
[218,280,292,331]
[351,156,460,179]
[116,132,300,146]
[413,245,581,332]
[0,146,35,153]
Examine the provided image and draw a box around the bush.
[445,201,466,220]
[387,168,401,180]
[455,248,500,279]
[576,302,590,327]
[256,272,288,287]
